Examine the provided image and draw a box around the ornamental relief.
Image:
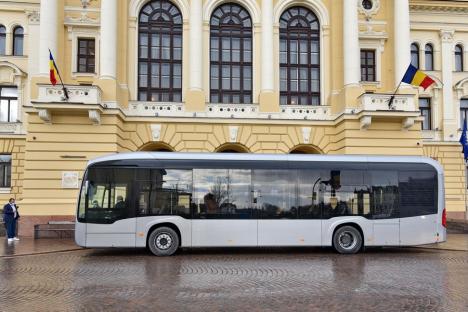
[358,0,381,20]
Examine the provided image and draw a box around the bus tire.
[333,225,362,254]
[148,227,179,256]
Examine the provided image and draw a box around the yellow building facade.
[0,0,467,236]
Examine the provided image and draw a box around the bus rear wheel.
[333,225,362,254]
[148,227,179,256]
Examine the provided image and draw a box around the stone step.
[34,222,75,239]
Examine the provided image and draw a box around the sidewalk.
[416,234,468,252]
[0,238,82,257]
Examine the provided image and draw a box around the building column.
[394,0,411,86]
[100,0,117,79]
[259,0,277,112]
[261,0,274,92]
[185,0,204,111]
[189,0,202,91]
[39,0,58,76]
[343,0,360,86]
[440,30,457,141]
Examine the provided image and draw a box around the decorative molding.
[25,10,40,24]
[360,116,372,130]
[402,117,415,130]
[228,126,239,142]
[439,30,455,43]
[358,0,381,20]
[410,4,468,14]
[88,110,100,125]
[301,127,311,144]
[38,109,51,123]
[150,124,162,141]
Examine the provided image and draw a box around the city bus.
[75,152,446,256]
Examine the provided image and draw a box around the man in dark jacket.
[3,198,19,242]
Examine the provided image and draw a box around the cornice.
[410,3,468,14]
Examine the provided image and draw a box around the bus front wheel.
[333,225,362,254]
[148,227,179,256]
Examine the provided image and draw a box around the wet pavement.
[0,240,467,311]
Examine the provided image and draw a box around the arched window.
[455,44,464,72]
[12,26,23,56]
[210,4,252,104]
[0,25,5,55]
[279,7,320,106]
[425,44,433,71]
[138,0,183,102]
[411,43,419,69]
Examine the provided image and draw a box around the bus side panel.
[192,220,257,247]
[86,218,136,247]
[321,217,374,247]
[136,216,192,248]
[75,221,86,247]
[399,214,438,246]
[258,220,321,246]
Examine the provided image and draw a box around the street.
[1,245,467,311]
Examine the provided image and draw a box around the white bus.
[75,152,446,256]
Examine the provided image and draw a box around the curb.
[0,247,84,258]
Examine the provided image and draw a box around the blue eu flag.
[460,119,468,161]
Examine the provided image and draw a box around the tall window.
[77,38,95,73]
[425,44,433,71]
[411,43,419,68]
[12,26,23,56]
[360,49,375,82]
[455,44,464,72]
[0,87,18,122]
[279,7,320,105]
[460,99,468,128]
[138,0,182,102]
[210,4,252,104]
[0,155,11,188]
[419,98,431,130]
[0,25,5,55]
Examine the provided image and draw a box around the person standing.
[3,198,19,243]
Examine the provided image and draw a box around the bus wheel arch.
[147,223,182,256]
[332,223,364,254]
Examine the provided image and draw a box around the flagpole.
[388,80,403,109]
[49,49,69,100]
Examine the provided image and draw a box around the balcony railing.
[36,84,102,105]
[127,102,333,120]
[356,93,421,130]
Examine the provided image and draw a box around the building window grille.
[209,4,252,104]
[425,44,434,71]
[279,6,320,106]
[455,44,464,72]
[360,49,376,82]
[460,99,468,128]
[419,98,431,130]
[0,87,18,123]
[12,26,23,56]
[411,43,419,69]
[138,0,183,102]
[77,38,95,73]
[0,155,11,188]
[0,25,5,55]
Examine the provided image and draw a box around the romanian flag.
[49,50,58,86]
[402,64,435,90]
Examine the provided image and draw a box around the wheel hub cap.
[156,234,172,250]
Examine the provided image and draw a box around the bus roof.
[87,152,443,174]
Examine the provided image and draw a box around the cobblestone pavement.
[1,247,467,312]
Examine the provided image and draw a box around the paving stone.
[0,247,467,311]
